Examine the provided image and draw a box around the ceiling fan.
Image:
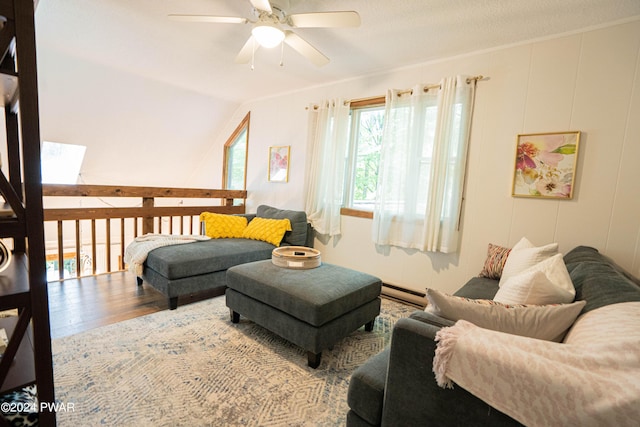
[169,0,361,67]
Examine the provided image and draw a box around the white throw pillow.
[511,236,536,251]
[499,237,558,287]
[494,254,575,305]
[425,288,586,341]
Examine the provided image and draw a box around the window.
[343,95,466,218]
[41,141,86,184]
[372,77,476,252]
[307,76,476,251]
[344,97,385,212]
[223,112,250,191]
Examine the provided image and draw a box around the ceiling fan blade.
[289,11,360,28]
[249,0,272,13]
[168,14,248,24]
[284,31,329,67]
[235,36,258,64]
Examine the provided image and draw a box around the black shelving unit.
[0,1,56,426]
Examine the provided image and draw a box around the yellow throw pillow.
[199,212,247,238]
[242,217,292,247]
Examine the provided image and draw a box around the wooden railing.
[42,184,246,280]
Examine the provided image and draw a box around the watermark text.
[1,401,76,413]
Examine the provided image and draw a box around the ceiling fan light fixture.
[252,22,285,48]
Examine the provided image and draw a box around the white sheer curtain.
[372,75,476,252]
[304,99,351,236]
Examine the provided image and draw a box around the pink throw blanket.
[433,302,640,426]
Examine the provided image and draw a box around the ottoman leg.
[307,351,322,369]
[230,310,240,323]
[169,297,178,310]
[136,277,143,286]
[365,319,375,332]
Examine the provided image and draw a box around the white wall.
[189,19,640,294]
[34,47,241,258]
[37,48,239,188]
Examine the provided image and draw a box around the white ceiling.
[35,0,640,105]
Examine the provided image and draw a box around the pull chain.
[279,40,284,67]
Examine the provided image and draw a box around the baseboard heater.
[381,283,427,309]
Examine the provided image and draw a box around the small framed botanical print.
[512,131,580,199]
[268,146,290,183]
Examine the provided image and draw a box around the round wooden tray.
[272,246,321,269]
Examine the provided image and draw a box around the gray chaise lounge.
[136,205,312,309]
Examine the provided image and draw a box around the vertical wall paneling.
[604,23,640,276]
[192,19,640,293]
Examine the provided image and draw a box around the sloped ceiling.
[35,0,640,104]
[31,1,640,187]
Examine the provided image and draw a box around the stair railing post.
[142,197,154,235]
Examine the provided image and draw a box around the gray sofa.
[346,246,640,426]
[137,205,313,309]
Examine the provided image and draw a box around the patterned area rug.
[52,296,415,426]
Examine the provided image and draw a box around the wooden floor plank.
[47,272,224,339]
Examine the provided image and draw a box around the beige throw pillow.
[425,288,586,342]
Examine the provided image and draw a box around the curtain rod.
[393,75,485,97]
[307,75,486,110]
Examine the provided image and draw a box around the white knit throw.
[124,233,210,276]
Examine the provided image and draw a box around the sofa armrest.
[409,310,455,328]
[380,318,521,427]
[305,223,315,248]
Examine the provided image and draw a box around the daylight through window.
[223,112,250,192]
[41,141,86,184]
[344,97,385,211]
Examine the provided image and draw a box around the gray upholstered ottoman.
[226,260,382,368]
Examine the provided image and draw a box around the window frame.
[341,96,385,219]
[222,112,250,191]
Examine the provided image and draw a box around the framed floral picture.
[512,131,580,199]
[268,145,290,182]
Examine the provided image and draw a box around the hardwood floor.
[47,272,225,339]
